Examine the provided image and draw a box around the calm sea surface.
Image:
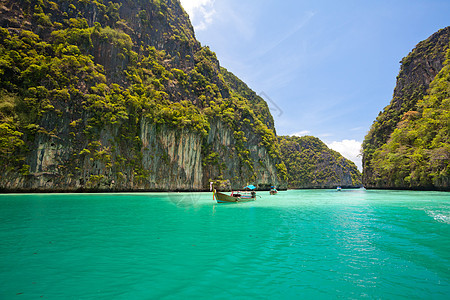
[0,189,449,299]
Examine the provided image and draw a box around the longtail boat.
[213,185,256,203]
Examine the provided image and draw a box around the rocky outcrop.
[0,0,287,192]
[362,27,450,190]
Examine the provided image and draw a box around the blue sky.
[179,0,450,170]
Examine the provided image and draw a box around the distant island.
[279,136,361,189]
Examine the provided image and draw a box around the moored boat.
[213,185,257,203]
[269,186,278,195]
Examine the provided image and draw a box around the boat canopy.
[244,185,256,190]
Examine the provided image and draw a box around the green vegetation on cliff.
[362,27,450,190]
[368,49,450,189]
[0,0,287,191]
[279,135,362,189]
[220,67,275,132]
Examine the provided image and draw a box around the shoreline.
[1,186,447,194]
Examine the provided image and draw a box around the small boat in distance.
[213,185,257,203]
[336,186,342,191]
[269,186,278,195]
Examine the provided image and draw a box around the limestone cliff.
[279,136,362,189]
[0,0,287,192]
[362,27,450,190]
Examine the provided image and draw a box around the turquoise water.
[0,189,449,299]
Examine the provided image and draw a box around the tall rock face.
[362,27,450,190]
[279,136,362,189]
[0,0,287,191]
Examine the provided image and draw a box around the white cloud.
[291,130,310,137]
[327,140,362,171]
[180,0,216,31]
